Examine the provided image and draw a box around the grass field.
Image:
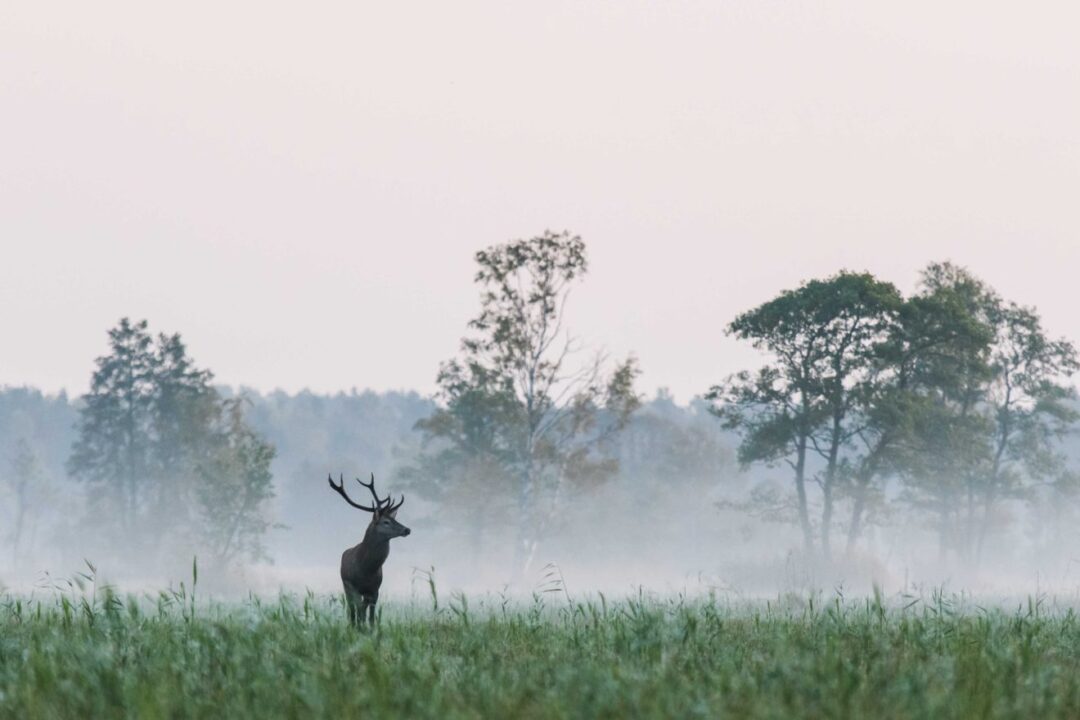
[3,579,1080,719]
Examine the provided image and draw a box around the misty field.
[3,587,1080,719]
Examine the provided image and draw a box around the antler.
[385,493,405,514]
[329,472,406,514]
[327,473,379,512]
[356,473,390,509]
[355,472,405,514]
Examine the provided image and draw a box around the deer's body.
[340,528,390,625]
[329,473,410,627]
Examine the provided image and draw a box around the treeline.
[2,232,1078,586]
[0,384,733,579]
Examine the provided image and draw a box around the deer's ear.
[386,507,398,519]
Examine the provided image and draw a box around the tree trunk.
[793,434,815,554]
[846,487,866,555]
[974,490,996,565]
[963,482,977,561]
[820,415,844,563]
[821,484,833,562]
[845,437,888,555]
[11,490,27,568]
[514,459,538,580]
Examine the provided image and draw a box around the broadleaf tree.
[887,264,1078,561]
[714,262,1080,566]
[194,397,278,567]
[707,272,901,561]
[841,266,994,553]
[413,231,640,577]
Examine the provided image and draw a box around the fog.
[3,384,1080,603]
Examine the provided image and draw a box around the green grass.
[3,583,1080,719]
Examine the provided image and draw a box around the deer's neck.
[358,527,390,564]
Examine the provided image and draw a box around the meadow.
[3,577,1080,719]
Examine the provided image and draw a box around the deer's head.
[328,473,411,540]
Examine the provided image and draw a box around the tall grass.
[3,578,1080,718]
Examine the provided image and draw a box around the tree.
[707,272,901,561]
[406,366,520,561]
[974,294,1078,559]
[149,332,221,541]
[880,263,1077,562]
[67,318,278,567]
[67,318,157,536]
[194,398,277,566]
[413,231,640,576]
[5,438,44,566]
[842,268,994,553]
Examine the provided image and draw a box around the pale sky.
[2,1,1078,401]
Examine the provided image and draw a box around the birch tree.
[417,231,640,576]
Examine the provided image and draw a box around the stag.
[328,472,411,627]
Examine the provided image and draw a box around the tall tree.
[974,298,1078,559]
[5,438,44,566]
[842,270,994,553]
[876,263,995,558]
[67,318,157,536]
[414,231,640,576]
[68,318,278,566]
[194,398,278,566]
[406,365,520,561]
[708,272,901,560]
[886,263,1077,561]
[150,331,220,539]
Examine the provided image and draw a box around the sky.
[2,0,1078,402]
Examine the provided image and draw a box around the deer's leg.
[365,592,378,627]
[343,585,363,627]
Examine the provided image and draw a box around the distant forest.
[3,232,1079,590]
[0,384,734,578]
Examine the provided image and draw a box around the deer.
[327,472,411,627]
